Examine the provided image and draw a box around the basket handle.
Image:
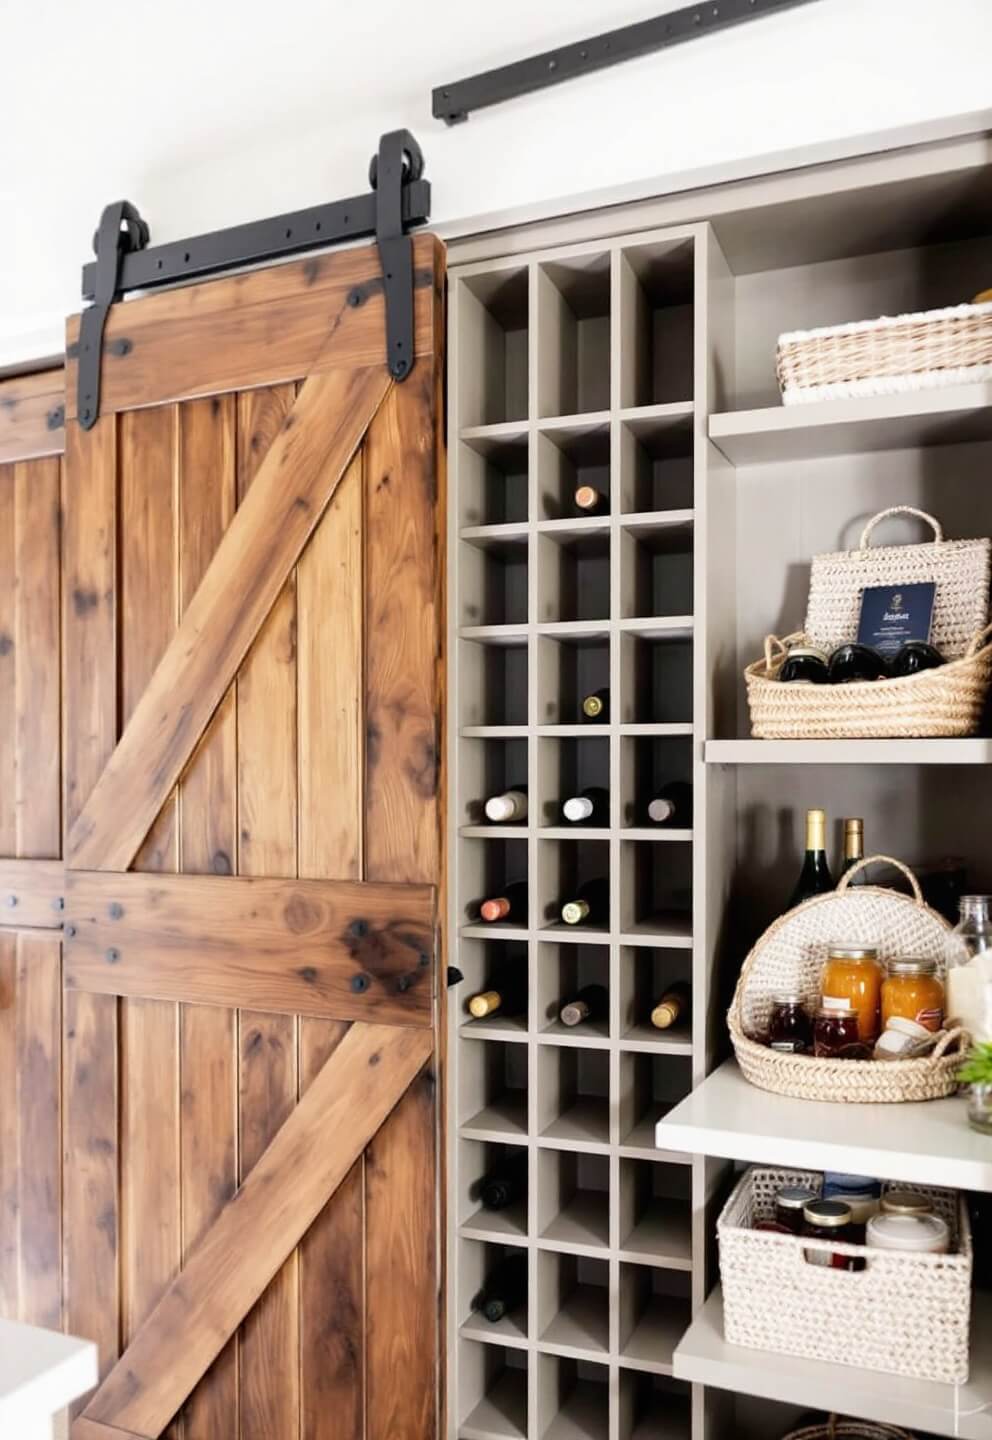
[763,631,804,672]
[933,1024,968,1058]
[858,506,944,550]
[836,853,924,902]
[965,621,992,658]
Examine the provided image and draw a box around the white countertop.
[0,1318,97,1440]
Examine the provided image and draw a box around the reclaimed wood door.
[57,233,446,1440]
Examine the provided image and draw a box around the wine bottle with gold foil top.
[467,966,527,1021]
[651,981,691,1030]
[840,817,866,885]
[581,688,609,723]
[787,808,834,909]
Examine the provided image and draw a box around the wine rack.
[449,226,736,1440]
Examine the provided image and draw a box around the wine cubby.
[451,223,729,1440]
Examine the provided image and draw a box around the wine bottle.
[475,1252,528,1323]
[840,817,866,883]
[479,881,528,924]
[561,877,609,926]
[581,688,610,723]
[647,781,692,826]
[468,967,528,1020]
[562,786,608,825]
[574,484,608,516]
[787,808,834,909]
[484,786,528,823]
[560,983,609,1027]
[651,981,691,1029]
[479,1151,528,1211]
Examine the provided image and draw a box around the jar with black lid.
[779,644,830,685]
[768,993,813,1054]
[828,643,889,684]
[890,640,944,678]
[802,1198,858,1269]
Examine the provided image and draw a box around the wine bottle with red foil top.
[479,881,528,925]
[574,483,608,516]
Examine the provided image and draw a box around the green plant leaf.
[958,1041,992,1085]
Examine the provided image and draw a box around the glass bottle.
[947,895,992,1044]
[839,817,866,884]
[787,808,834,909]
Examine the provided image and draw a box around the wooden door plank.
[0,933,16,1316]
[13,932,62,1328]
[366,1068,438,1440]
[0,859,64,929]
[0,369,65,464]
[72,1418,146,1440]
[236,381,302,1440]
[364,371,441,885]
[176,394,239,1440]
[67,365,392,873]
[83,1022,433,1438]
[0,466,15,854]
[117,404,183,1440]
[64,234,441,419]
[62,415,120,1414]
[236,386,299,881]
[64,870,434,1025]
[298,451,365,882]
[14,458,62,859]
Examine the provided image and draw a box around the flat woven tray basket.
[745,624,992,739]
[729,856,968,1103]
[777,298,992,404]
[783,1427,914,1440]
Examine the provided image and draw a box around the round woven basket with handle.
[728,856,968,1103]
[782,1422,915,1440]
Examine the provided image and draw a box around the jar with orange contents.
[881,956,945,1033]
[820,943,883,1044]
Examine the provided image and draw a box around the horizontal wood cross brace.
[64,870,435,1026]
[78,1021,433,1438]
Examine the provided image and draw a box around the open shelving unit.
[449,119,992,1440]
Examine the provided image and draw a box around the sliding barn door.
[60,234,445,1440]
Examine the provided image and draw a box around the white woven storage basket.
[718,1167,972,1385]
[776,299,992,405]
[805,507,990,661]
[745,625,992,740]
[729,856,969,1104]
[783,1426,913,1440]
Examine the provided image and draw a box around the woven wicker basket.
[745,624,992,740]
[777,299,992,405]
[729,856,969,1104]
[783,1426,914,1440]
[805,507,990,662]
[718,1167,972,1385]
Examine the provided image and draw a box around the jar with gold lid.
[821,943,883,1044]
[881,956,944,1033]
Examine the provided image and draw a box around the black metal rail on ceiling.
[432,0,823,124]
[74,130,430,429]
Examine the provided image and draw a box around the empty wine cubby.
[459,430,530,529]
[618,1264,692,1374]
[537,253,611,419]
[458,267,530,428]
[451,224,722,1439]
[536,1148,610,1253]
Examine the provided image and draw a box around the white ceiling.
[2,0,991,367]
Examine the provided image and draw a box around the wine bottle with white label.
[484,786,528,823]
[562,786,608,825]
